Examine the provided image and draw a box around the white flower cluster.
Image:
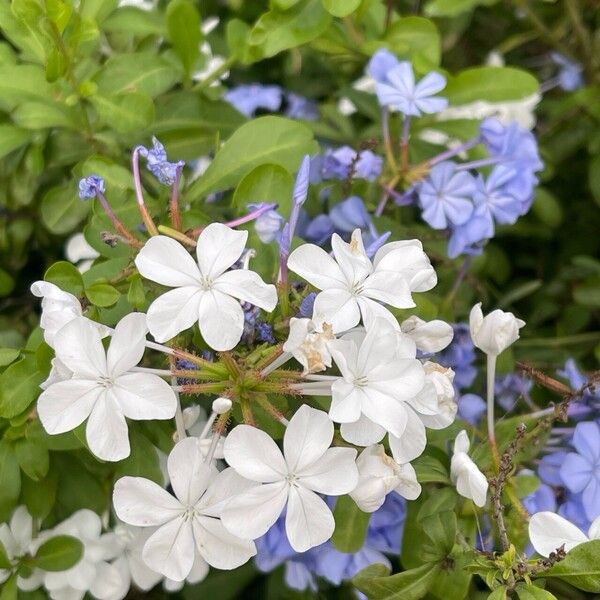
[29,222,510,592]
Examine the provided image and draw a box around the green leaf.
[80,156,134,192]
[85,282,120,307]
[412,454,450,483]
[167,0,201,78]
[515,584,557,599]
[0,441,20,520]
[41,186,90,235]
[0,124,31,159]
[0,348,20,366]
[331,495,370,553]
[0,356,43,419]
[444,67,539,105]
[573,281,600,307]
[322,0,360,17]
[0,573,16,600]
[487,588,508,600]
[32,535,84,571]
[90,92,155,134]
[22,470,58,519]
[114,429,163,484]
[233,164,294,216]
[103,7,165,35]
[421,510,456,558]
[15,437,49,481]
[94,53,180,97]
[12,100,79,130]
[425,0,499,18]
[0,269,14,297]
[0,540,11,569]
[430,549,473,600]
[380,17,441,70]
[353,563,440,600]
[248,0,332,60]
[44,261,84,296]
[187,116,317,200]
[544,539,600,592]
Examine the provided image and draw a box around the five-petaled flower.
[113,437,256,582]
[134,223,277,350]
[221,405,358,552]
[37,313,177,461]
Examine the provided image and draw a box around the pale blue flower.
[78,175,105,199]
[138,137,184,186]
[473,165,522,226]
[550,52,584,91]
[447,204,494,259]
[224,84,283,117]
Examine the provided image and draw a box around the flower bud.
[469,302,525,356]
[213,397,232,414]
[400,316,454,353]
[450,430,488,507]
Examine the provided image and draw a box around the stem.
[130,366,172,376]
[454,157,501,171]
[132,147,159,236]
[259,350,292,377]
[381,108,397,170]
[427,136,481,167]
[169,166,183,231]
[157,224,197,248]
[199,411,217,440]
[375,173,401,217]
[400,116,411,171]
[188,203,278,238]
[169,351,187,441]
[255,394,289,426]
[95,192,142,247]
[487,353,500,469]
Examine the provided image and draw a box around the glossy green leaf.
[380,17,441,69]
[166,0,201,77]
[0,348,19,366]
[233,164,293,216]
[90,92,155,134]
[515,584,557,600]
[331,495,370,553]
[41,186,90,234]
[353,562,440,600]
[44,261,84,296]
[0,441,20,520]
[322,0,360,17]
[85,282,121,307]
[544,539,600,592]
[33,535,84,571]
[0,356,43,419]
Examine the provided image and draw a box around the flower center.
[353,375,368,388]
[99,376,114,388]
[285,473,299,487]
[200,277,214,291]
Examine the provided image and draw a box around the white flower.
[113,437,256,582]
[43,509,126,600]
[65,233,99,273]
[327,318,425,441]
[134,224,277,350]
[400,316,454,353]
[0,506,45,590]
[30,281,83,346]
[287,229,436,333]
[469,302,525,356]
[528,512,600,558]
[38,313,177,461]
[221,405,358,552]
[350,445,421,512]
[283,318,335,374]
[450,431,488,507]
[416,362,457,430]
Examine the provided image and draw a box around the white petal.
[284,405,333,473]
[213,270,277,312]
[454,430,471,454]
[113,477,183,526]
[54,317,107,378]
[197,467,257,517]
[89,560,128,600]
[142,518,195,582]
[529,512,588,557]
[388,409,427,463]
[223,424,287,482]
[361,387,408,439]
[330,231,372,286]
[196,223,247,279]
[312,289,360,333]
[168,437,213,506]
[194,517,256,570]
[285,486,334,552]
[287,243,346,290]
[298,447,358,494]
[113,373,177,420]
[220,482,288,540]
[106,313,148,376]
[340,415,386,446]
[135,236,200,287]
[373,241,436,292]
[38,380,101,434]
[588,515,600,540]
[186,554,210,584]
[394,463,422,500]
[329,383,364,424]
[198,290,244,351]
[146,286,202,343]
[85,392,130,461]
[361,271,413,308]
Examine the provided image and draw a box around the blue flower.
[558,493,590,532]
[375,61,448,116]
[437,324,477,390]
[78,175,105,199]
[224,84,283,117]
[321,146,383,182]
[495,373,532,411]
[285,92,319,121]
[299,292,316,318]
[330,195,372,232]
[538,451,569,486]
[560,422,600,521]
[256,322,276,344]
[314,546,390,586]
[418,162,476,229]
[447,204,493,259]
[138,137,184,186]
[558,359,600,419]
[473,166,523,227]
[248,203,285,244]
[550,53,584,92]
[367,49,401,83]
[458,393,486,425]
[522,482,557,515]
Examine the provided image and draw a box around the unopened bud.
[213,397,232,414]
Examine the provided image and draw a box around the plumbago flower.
[135,223,277,349]
[450,430,488,507]
[38,313,177,461]
[113,437,256,581]
[221,405,358,552]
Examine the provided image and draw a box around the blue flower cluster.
[138,137,185,186]
[255,493,406,594]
